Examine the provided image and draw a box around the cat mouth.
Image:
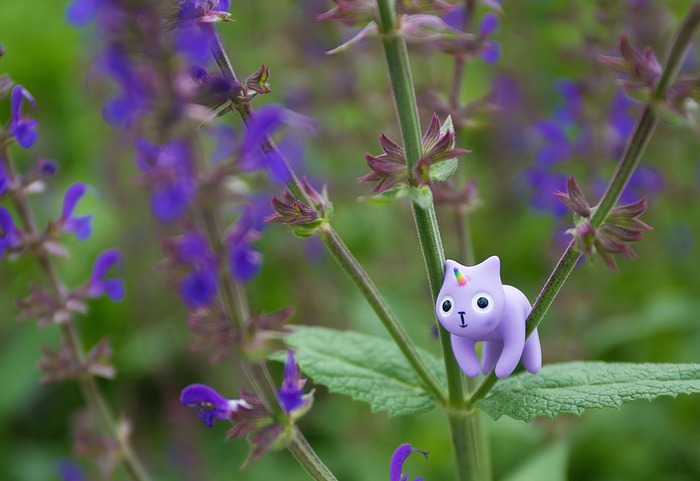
[458,311,467,328]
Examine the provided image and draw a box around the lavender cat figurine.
[435,256,542,379]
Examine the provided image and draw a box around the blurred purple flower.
[86,249,125,301]
[180,267,218,308]
[150,180,195,223]
[442,6,465,30]
[525,168,570,217]
[209,124,238,163]
[239,105,314,182]
[227,207,262,282]
[479,12,499,37]
[59,183,92,241]
[553,80,583,124]
[180,383,250,427]
[65,0,98,26]
[57,459,86,481]
[277,350,305,413]
[607,91,637,157]
[0,163,8,195]
[390,444,428,481]
[600,165,664,206]
[0,207,21,258]
[10,85,38,149]
[99,45,151,128]
[173,0,231,29]
[175,26,215,63]
[533,120,571,166]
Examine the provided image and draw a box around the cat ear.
[482,256,501,274]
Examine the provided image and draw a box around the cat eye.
[471,293,493,313]
[439,296,454,316]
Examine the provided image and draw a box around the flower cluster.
[180,350,313,466]
[556,176,653,271]
[359,114,468,194]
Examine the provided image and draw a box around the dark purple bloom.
[390,444,428,481]
[228,207,262,282]
[10,85,38,149]
[57,459,86,481]
[86,249,125,301]
[0,207,21,259]
[59,183,92,241]
[179,267,218,308]
[481,41,501,64]
[134,137,160,172]
[173,230,211,264]
[180,383,249,428]
[277,350,305,413]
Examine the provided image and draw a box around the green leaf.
[429,158,459,181]
[282,326,445,416]
[407,185,433,209]
[477,362,700,422]
[358,185,409,205]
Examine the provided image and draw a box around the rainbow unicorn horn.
[453,267,468,286]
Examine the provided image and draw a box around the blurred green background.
[1,0,700,480]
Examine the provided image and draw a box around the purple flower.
[57,459,86,481]
[533,120,571,167]
[390,444,429,481]
[86,249,125,301]
[10,85,38,149]
[478,13,499,37]
[174,0,231,28]
[99,45,151,128]
[59,183,92,241]
[227,207,262,282]
[0,207,21,259]
[0,163,8,195]
[239,105,314,182]
[525,168,570,217]
[65,0,98,27]
[553,80,583,124]
[174,26,215,63]
[180,383,250,427]
[150,180,195,223]
[442,5,465,30]
[277,350,305,414]
[180,267,218,308]
[617,166,664,205]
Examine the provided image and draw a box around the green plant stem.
[0,145,152,481]
[467,3,700,408]
[205,24,446,404]
[374,1,490,480]
[318,225,447,401]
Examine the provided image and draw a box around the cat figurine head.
[435,256,506,338]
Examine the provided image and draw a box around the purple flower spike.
[65,0,98,27]
[180,383,248,428]
[481,41,501,64]
[390,444,429,481]
[277,350,305,414]
[59,183,92,241]
[0,207,21,259]
[10,85,38,149]
[86,249,125,301]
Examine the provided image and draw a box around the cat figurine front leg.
[435,256,542,379]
